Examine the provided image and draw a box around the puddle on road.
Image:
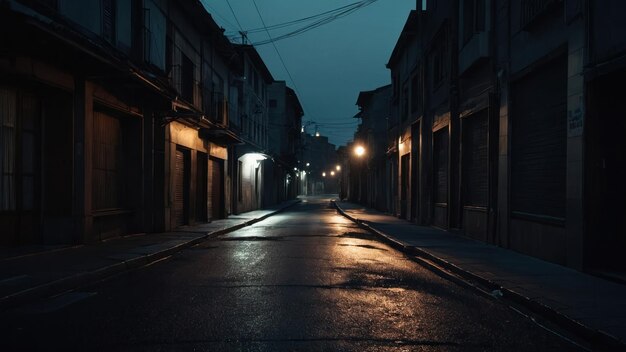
[336,232,378,241]
[338,243,388,252]
[219,236,285,242]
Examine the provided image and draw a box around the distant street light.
[306,163,310,167]
[322,172,326,177]
[335,165,341,171]
[315,131,320,137]
[354,145,365,157]
[330,171,335,176]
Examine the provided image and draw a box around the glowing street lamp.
[330,171,335,176]
[335,165,341,171]
[322,172,326,177]
[354,145,366,157]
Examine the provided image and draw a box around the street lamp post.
[353,145,366,203]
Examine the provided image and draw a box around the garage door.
[208,158,223,221]
[511,55,567,222]
[173,149,187,227]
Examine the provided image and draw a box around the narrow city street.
[0,197,580,351]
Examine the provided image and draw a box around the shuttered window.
[462,110,489,207]
[511,56,567,221]
[102,0,115,43]
[174,150,185,227]
[434,129,449,204]
[93,112,123,210]
[196,152,208,222]
[20,96,38,211]
[0,89,16,210]
[208,158,223,220]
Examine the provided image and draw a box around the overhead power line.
[228,1,368,35]
[225,0,249,43]
[228,0,380,46]
[201,1,239,31]
[250,0,316,121]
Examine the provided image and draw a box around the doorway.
[586,71,626,274]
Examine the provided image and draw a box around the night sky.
[202,0,416,147]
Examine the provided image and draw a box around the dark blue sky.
[203,0,415,146]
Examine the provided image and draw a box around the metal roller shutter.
[174,150,185,227]
[511,56,567,221]
[462,110,489,207]
[434,129,449,205]
[196,153,208,222]
[208,158,223,221]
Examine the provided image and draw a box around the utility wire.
[225,0,246,42]
[250,0,316,121]
[250,0,380,46]
[227,1,368,35]
[201,1,239,31]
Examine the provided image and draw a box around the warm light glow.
[322,172,326,177]
[354,145,365,157]
[330,171,335,176]
[336,165,341,171]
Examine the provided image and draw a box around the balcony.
[204,92,229,126]
[520,0,560,29]
[459,31,490,74]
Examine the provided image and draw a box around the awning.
[198,128,244,146]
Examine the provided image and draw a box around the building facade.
[299,133,337,195]
[380,0,626,273]
[352,85,392,212]
[0,0,301,246]
[267,82,303,203]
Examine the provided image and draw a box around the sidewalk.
[0,199,300,310]
[334,201,626,348]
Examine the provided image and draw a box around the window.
[101,0,115,43]
[181,53,194,103]
[401,83,409,121]
[0,89,16,210]
[144,0,166,70]
[462,0,486,45]
[410,74,419,113]
[431,25,448,87]
[93,112,124,210]
[115,0,132,50]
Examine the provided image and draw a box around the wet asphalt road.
[0,197,581,351]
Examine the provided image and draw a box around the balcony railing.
[520,0,560,29]
[204,92,228,126]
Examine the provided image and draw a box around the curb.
[0,200,301,311]
[332,200,625,350]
